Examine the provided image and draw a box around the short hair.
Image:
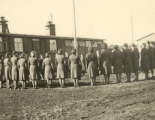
[5,52,10,58]
[123,43,128,47]
[146,41,150,44]
[20,53,25,58]
[45,52,49,57]
[88,47,93,52]
[71,48,76,54]
[58,48,63,54]
[114,45,118,50]
[12,51,17,55]
[131,43,136,47]
[142,43,146,47]
[101,43,107,49]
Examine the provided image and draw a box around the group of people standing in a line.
[0,41,154,90]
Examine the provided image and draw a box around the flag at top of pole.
[73,0,78,54]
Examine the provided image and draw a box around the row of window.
[65,40,101,47]
[0,37,57,52]
[0,37,102,52]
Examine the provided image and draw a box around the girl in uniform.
[42,52,54,88]
[11,51,18,90]
[28,51,38,89]
[69,48,80,87]
[100,43,112,85]
[3,53,11,89]
[17,53,27,89]
[86,47,97,86]
[55,48,65,88]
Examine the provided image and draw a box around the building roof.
[136,33,155,41]
[0,33,105,41]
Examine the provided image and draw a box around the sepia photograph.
[0,0,155,119]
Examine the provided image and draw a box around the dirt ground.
[0,73,155,120]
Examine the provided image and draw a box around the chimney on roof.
[0,16,10,33]
[45,14,56,36]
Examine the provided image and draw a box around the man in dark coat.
[112,45,124,84]
[140,43,150,80]
[146,41,154,79]
[131,44,139,81]
[122,43,133,82]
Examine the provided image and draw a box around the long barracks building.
[0,16,105,57]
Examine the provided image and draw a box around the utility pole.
[131,16,134,43]
[73,0,78,54]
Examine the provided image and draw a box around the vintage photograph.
[0,0,155,119]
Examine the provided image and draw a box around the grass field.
[0,73,155,120]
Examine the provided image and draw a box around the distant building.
[0,16,105,56]
[136,33,155,48]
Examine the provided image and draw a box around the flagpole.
[73,0,78,55]
[131,16,134,43]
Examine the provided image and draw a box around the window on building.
[32,39,39,41]
[50,39,57,52]
[0,37,8,52]
[14,38,23,52]
[92,41,98,47]
[0,25,2,33]
[86,41,92,47]
[65,40,72,46]
[79,41,85,47]
[0,37,3,52]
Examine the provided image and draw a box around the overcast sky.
[0,0,155,45]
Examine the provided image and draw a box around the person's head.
[65,52,68,57]
[71,48,76,54]
[101,43,107,49]
[88,47,93,53]
[12,51,17,56]
[131,43,136,50]
[142,43,146,48]
[58,48,63,54]
[45,52,49,58]
[20,53,25,58]
[80,54,84,58]
[40,54,43,59]
[150,41,154,47]
[30,51,35,57]
[114,45,118,50]
[123,43,128,48]
[5,52,10,58]
[146,41,150,45]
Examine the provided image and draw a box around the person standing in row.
[131,44,139,81]
[122,43,133,82]
[28,51,38,89]
[11,51,18,90]
[64,52,70,78]
[80,54,86,77]
[38,54,44,80]
[55,48,65,88]
[146,41,154,79]
[4,53,11,89]
[42,52,54,88]
[140,43,150,80]
[86,47,97,86]
[0,55,4,88]
[69,48,80,87]
[96,50,100,79]
[17,53,28,89]
[100,43,112,85]
[112,45,124,84]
